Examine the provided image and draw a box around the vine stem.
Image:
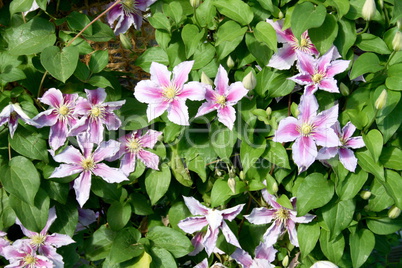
[66,0,122,47]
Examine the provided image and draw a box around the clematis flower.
[107,0,157,35]
[0,231,10,256]
[75,208,99,233]
[23,0,50,15]
[311,261,339,268]
[15,207,75,267]
[231,242,277,268]
[50,134,129,207]
[134,61,205,126]
[245,190,315,247]
[195,65,248,130]
[3,240,53,268]
[0,103,35,138]
[317,121,365,172]
[178,196,245,256]
[266,19,319,70]
[112,129,162,176]
[273,94,340,173]
[289,47,350,95]
[33,88,80,150]
[69,88,126,144]
[194,258,226,268]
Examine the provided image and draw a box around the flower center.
[300,38,309,48]
[58,105,70,116]
[10,111,18,120]
[81,157,95,171]
[300,123,313,136]
[216,95,226,106]
[163,84,177,101]
[275,208,290,221]
[23,255,36,265]
[127,138,142,153]
[122,0,138,13]
[31,234,46,246]
[312,73,324,84]
[90,106,103,118]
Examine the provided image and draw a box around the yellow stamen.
[163,85,177,100]
[90,106,102,117]
[300,38,308,48]
[31,234,46,246]
[23,255,36,265]
[127,138,141,153]
[300,123,313,136]
[59,105,69,116]
[122,0,138,14]
[216,95,226,106]
[81,157,95,171]
[276,208,290,221]
[312,73,324,84]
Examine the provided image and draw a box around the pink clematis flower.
[289,47,350,95]
[178,196,245,256]
[50,134,129,207]
[134,61,205,126]
[195,65,248,130]
[33,88,80,150]
[3,240,53,268]
[266,19,319,70]
[317,121,365,172]
[112,129,162,176]
[75,208,99,233]
[245,190,315,247]
[231,242,277,268]
[15,207,75,267]
[69,88,125,144]
[0,231,10,257]
[195,258,226,268]
[273,94,340,173]
[0,103,35,138]
[107,0,157,35]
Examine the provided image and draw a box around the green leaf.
[168,2,183,25]
[245,33,272,67]
[107,201,132,231]
[356,150,385,181]
[148,12,171,32]
[66,11,92,35]
[155,30,171,50]
[363,129,383,162]
[147,226,193,258]
[0,67,26,83]
[309,14,338,54]
[240,135,266,174]
[367,217,402,235]
[195,0,216,29]
[145,164,171,205]
[168,202,191,233]
[0,189,16,230]
[336,168,368,200]
[88,75,114,89]
[320,229,345,263]
[9,0,34,16]
[349,53,383,80]
[215,21,247,47]
[2,156,41,205]
[386,63,402,91]
[350,229,375,268]
[210,123,237,160]
[380,147,402,170]
[4,17,56,56]
[9,127,48,161]
[82,20,115,42]
[150,247,177,268]
[130,193,153,216]
[135,47,169,73]
[291,2,326,40]
[50,200,78,237]
[9,188,50,232]
[182,24,204,58]
[384,170,402,209]
[356,33,392,55]
[193,42,215,69]
[211,178,246,207]
[377,98,402,142]
[326,0,350,18]
[366,178,394,212]
[296,173,334,216]
[89,50,109,73]
[298,222,320,258]
[213,0,253,26]
[254,21,277,51]
[262,140,290,169]
[41,46,79,83]
[334,18,356,57]
[322,199,356,240]
[170,146,192,187]
[86,225,116,261]
[109,227,143,264]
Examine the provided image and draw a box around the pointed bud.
[392,31,402,51]
[265,107,272,117]
[340,82,350,96]
[242,72,256,90]
[375,89,387,110]
[239,170,245,180]
[397,18,402,31]
[227,56,235,69]
[228,177,236,194]
[201,72,213,86]
[282,255,289,267]
[278,11,284,19]
[362,0,376,21]
[360,190,371,200]
[271,182,279,194]
[119,33,132,50]
[190,0,200,8]
[388,205,401,219]
[215,169,222,177]
[356,213,362,221]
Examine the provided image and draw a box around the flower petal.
[222,203,245,221]
[244,207,275,224]
[33,110,58,127]
[86,88,106,105]
[299,94,318,123]
[220,221,241,247]
[172,61,193,89]
[195,101,219,118]
[178,216,208,234]
[167,99,189,126]
[134,80,164,104]
[313,104,339,130]
[39,88,63,107]
[217,105,236,130]
[226,82,248,105]
[150,62,171,88]
[292,136,317,173]
[288,73,313,86]
[182,196,209,216]
[273,117,300,143]
[138,150,160,170]
[93,140,121,162]
[73,171,92,207]
[339,148,358,172]
[317,147,339,160]
[342,121,356,140]
[146,101,169,122]
[316,47,334,74]
[255,242,277,262]
[296,51,316,75]
[120,152,136,176]
[141,129,162,148]
[92,163,128,183]
[45,233,75,247]
[345,137,365,149]
[203,226,219,256]
[267,45,296,70]
[53,146,82,164]
[263,220,283,247]
[214,65,229,96]
[50,164,83,178]
[180,82,206,101]
[326,59,350,77]
[49,120,68,150]
[286,219,299,247]
[312,128,340,148]
[318,78,340,93]
[231,248,253,267]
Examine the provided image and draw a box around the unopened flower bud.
[278,11,284,20]
[201,72,213,86]
[397,18,402,31]
[339,82,350,96]
[392,31,402,51]
[215,169,222,177]
[374,89,387,110]
[228,177,236,194]
[360,190,371,200]
[265,107,272,116]
[227,56,235,69]
[189,0,200,8]
[239,170,245,180]
[378,0,383,9]
[242,72,256,90]
[362,0,376,21]
[356,212,361,221]
[388,205,401,219]
[271,182,279,194]
[119,33,132,50]
[282,255,289,267]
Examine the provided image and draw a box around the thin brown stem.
[66,0,122,47]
